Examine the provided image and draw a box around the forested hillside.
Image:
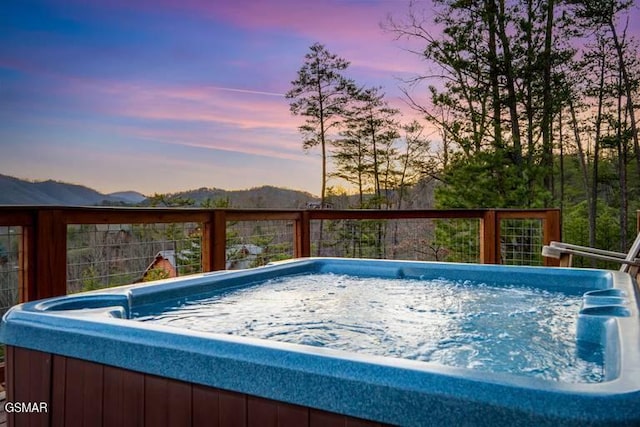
[0,174,145,205]
[142,186,319,208]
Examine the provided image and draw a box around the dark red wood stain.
[62,358,85,427]
[277,402,310,427]
[10,347,51,427]
[103,365,124,427]
[5,346,390,427]
[218,389,247,427]
[166,378,192,427]
[192,384,220,427]
[144,375,168,427]
[247,395,277,427]
[346,417,383,427]
[310,408,349,427]
[50,355,66,427]
[81,358,104,426]
[5,346,14,427]
[103,365,145,427]
[122,369,145,427]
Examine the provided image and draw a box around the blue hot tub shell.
[2,258,640,426]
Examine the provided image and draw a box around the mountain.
[0,174,143,206]
[0,174,435,209]
[107,191,147,204]
[151,186,319,208]
[0,175,318,208]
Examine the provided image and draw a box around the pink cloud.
[52,77,297,128]
[128,126,309,163]
[207,0,391,43]
[111,84,299,130]
[40,77,316,161]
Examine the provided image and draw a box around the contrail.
[208,86,285,97]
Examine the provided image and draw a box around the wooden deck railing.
[0,206,561,303]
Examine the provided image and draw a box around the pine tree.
[286,43,355,256]
[286,43,355,207]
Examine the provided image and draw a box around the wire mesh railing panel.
[500,218,544,266]
[310,218,481,263]
[67,222,203,293]
[0,226,21,317]
[225,220,295,269]
[0,225,22,364]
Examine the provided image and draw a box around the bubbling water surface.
[135,273,604,383]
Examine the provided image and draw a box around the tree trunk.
[316,57,326,256]
[590,46,606,249]
[369,114,382,209]
[541,0,556,205]
[484,0,502,150]
[617,68,628,251]
[495,0,523,166]
[568,98,594,246]
[559,107,565,224]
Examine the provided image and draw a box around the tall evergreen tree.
[286,43,355,207]
[388,0,573,208]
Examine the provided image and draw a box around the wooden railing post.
[19,222,35,303]
[201,211,215,273]
[212,210,226,271]
[35,209,67,299]
[480,209,498,264]
[294,211,311,258]
[543,209,561,266]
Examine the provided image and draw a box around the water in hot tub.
[135,273,604,383]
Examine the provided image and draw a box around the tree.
[569,0,640,181]
[287,43,356,255]
[329,86,404,256]
[566,0,640,250]
[286,43,355,207]
[333,86,400,208]
[147,193,195,207]
[331,111,369,207]
[395,121,434,210]
[381,0,640,259]
[387,0,574,208]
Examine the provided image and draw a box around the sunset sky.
[1,0,638,196]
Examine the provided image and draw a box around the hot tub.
[2,258,640,426]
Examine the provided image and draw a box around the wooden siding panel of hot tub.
[276,402,309,427]
[247,395,277,427]
[7,346,52,427]
[62,357,104,427]
[193,384,220,426]
[50,355,66,427]
[218,389,247,427]
[5,346,390,427]
[103,365,145,427]
[144,376,193,427]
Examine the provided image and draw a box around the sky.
[0,0,428,196]
[1,1,639,197]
